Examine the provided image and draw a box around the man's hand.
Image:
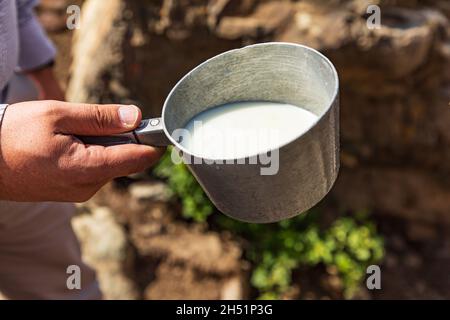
[0,101,165,202]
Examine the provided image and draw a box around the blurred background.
[37,0,449,299]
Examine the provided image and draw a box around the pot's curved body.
[163,43,340,223]
[80,43,339,223]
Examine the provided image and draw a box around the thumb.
[54,102,142,135]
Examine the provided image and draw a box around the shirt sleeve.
[16,0,56,72]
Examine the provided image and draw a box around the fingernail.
[118,105,138,127]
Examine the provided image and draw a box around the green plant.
[219,210,384,299]
[153,149,384,298]
[154,148,213,222]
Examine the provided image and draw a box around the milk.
[181,101,318,159]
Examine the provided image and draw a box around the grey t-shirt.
[0,0,55,99]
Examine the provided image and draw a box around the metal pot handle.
[77,117,171,147]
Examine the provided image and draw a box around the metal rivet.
[150,119,160,126]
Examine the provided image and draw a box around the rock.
[144,263,247,300]
[390,235,407,251]
[332,168,450,226]
[363,8,435,78]
[216,1,293,39]
[436,1,450,18]
[340,151,359,168]
[66,0,127,104]
[129,181,173,202]
[385,253,399,268]
[325,274,343,292]
[72,207,139,299]
[403,253,423,269]
[220,276,245,300]
[132,221,247,299]
[250,1,293,34]
[216,17,261,39]
[351,287,372,300]
[310,7,441,82]
[406,222,438,242]
[349,0,381,15]
[278,4,352,50]
[207,0,230,29]
[133,223,242,274]
[143,264,218,300]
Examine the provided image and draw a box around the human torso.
[0,0,19,93]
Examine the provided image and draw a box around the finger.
[78,143,165,180]
[53,101,142,135]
